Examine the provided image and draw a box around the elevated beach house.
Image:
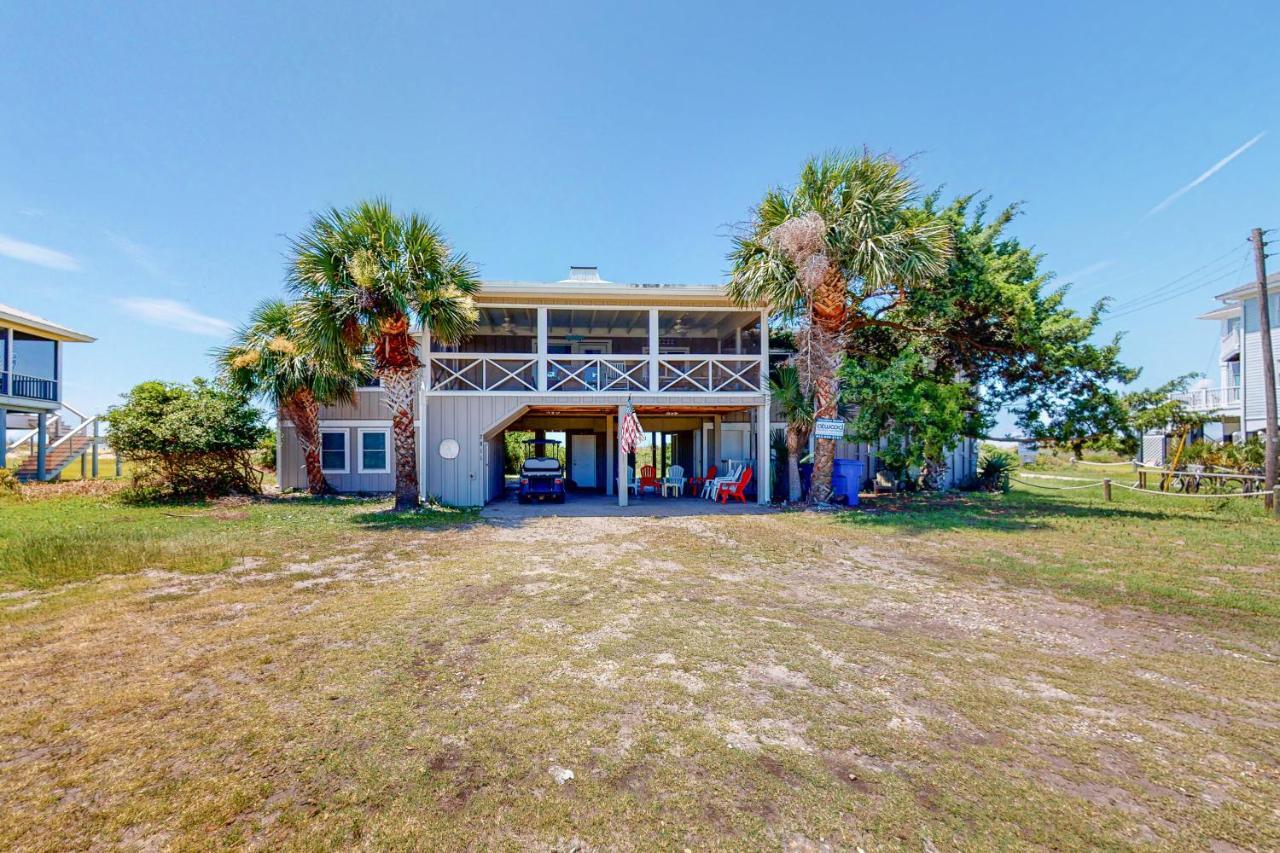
[1161,269,1280,446]
[1,303,97,480]
[278,268,775,506]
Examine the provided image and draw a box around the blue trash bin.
[832,459,864,506]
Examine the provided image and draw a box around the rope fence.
[1012,471,1276,500]
[1072,459,1138,467]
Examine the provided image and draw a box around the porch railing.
[657,356,762,393]
[547,355,648,392]
[1171,385,1240,412]
[1,371,58,401]
[430,355,538,392]
[425,353,765,393]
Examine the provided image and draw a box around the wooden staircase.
[10,411,101,482]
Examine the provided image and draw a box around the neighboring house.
[0,303,97,480]
[277,267,979,506]
[1167,270,1280,446]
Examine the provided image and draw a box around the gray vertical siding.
[279,424,396,494]
[422,392,764,506]
[282,388,981,502]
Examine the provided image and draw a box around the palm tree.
[729,152,952,502]
[288,200,479,511]
[769,364,814,503]
[214,298,363,495]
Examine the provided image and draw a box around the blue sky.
[1,1,1277,427]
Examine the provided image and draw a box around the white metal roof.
[478,279,730,300]
[0,303,95,342]
[1213,270,1280,303]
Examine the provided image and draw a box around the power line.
[1073,242,1245,301]
[1105,245,1247,311]
[1105,253,1251,320]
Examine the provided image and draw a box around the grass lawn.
[1,481,1276,850]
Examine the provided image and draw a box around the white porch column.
[648,308,660,392]
[756,402,771,505]
[759,308,769,391]
[605,413,615,496]
[537,308,548,392]
[617,404,628,507]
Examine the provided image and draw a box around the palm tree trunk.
[380,365,420,511]
[283,388,331,496]
[786,426,804,502]
[808,265,848,504]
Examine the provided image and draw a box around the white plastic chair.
[661,464,685,497]
[703,461,743,499]
[627,466,639,496]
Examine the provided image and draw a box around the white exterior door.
[570,434,597,487]
[720,423,750,466]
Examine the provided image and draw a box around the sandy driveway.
[2,508,1276,850]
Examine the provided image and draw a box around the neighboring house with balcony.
[277,266,979,506]
[0,303,98,480]
[1165,270,1280,448]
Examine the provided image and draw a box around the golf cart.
[517,438,566,504]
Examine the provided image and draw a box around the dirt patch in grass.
[0,494,1276,849]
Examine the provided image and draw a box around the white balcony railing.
[1171,386,1240,412]
[657,356,761,393]
[429,355,538,392]
[426,353,765,394]
[547,355,649,393]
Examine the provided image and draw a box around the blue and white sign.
[814,418,846,440]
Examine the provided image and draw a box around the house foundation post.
[91,417,99,478]
[0,408,6,469]
[617,404,628,507]
[756,402,771,505]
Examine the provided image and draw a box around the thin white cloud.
[1146,131,1267,217]
[1060,259,1115,282]
[0,233,80,271]
[105,230,167,280]
[116,297,233,337]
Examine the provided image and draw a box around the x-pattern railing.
[658,357,761,393]
[547,356,648,392]
[431,355,537,392]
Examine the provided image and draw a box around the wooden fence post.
[1103,478,1112,502]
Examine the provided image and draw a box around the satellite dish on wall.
[438,438,460,460]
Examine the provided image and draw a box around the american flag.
[619,402,644,455]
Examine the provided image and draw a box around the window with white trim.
[320,430,348,473]
[358,428,390,473]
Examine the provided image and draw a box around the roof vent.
[564,266,606,283]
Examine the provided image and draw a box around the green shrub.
[104,378,268,499]
[0,467,20,497]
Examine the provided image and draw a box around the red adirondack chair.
[717,467,753,504]
[689,465,716,497]
[638,465,660,495]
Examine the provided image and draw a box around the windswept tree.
[214,298,363,495]
[729,152,952,501]
[769,364,814,502]
[839,193,1138,475]
[289,200,479,510]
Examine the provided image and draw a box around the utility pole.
[1251,227,1278,516]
